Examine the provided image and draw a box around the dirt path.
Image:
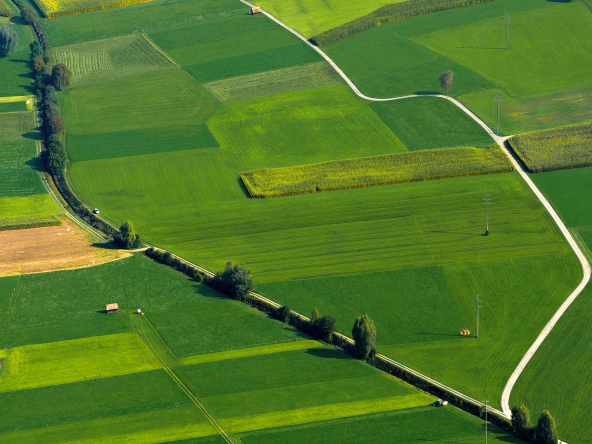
[240,0,591,421]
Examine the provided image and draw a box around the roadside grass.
[508,122,592,172]
[412,2,592,97]
[238,407,524,443]
[370,97,494,150]
[0,405,217,444]
[51,33,178,86]
[42,0,244,46]
[0,141,46,198]
[511,283,592,444]
[0,369,191,433]
[204,62,342,102]
[61,70,220,161]
[0,332,161,392]
[255,0,401,37]
[240,145,512,198]
[0,23,34,97]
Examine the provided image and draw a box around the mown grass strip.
[241,145,512,198]
[218,393,433,433]
[0,214,61,231]
[0,332,161,392]
[310,0,494,46]
[178,340,322,366]
[509,121,592,173]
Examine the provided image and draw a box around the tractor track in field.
[241,0,591,422]
[40,0,589,436]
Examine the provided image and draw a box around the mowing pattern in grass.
[241,145,512,198]
[52,33,178,86]
[509,122,592,172]
[204,62,342,102]
[0,23,34,97]
[62,70,220,161]
[370,97,494,150]
[33,0,150,18]
[0,141,46,198]
[0,111,34,143]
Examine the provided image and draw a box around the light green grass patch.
[0,406,217,444]
[0,332,161,392]
[219,394,432,433]
[0,140,46,198]
[0,195,61,225]
[0,214,61,231]
[204,62,342,102]
[0,111,35,143]
[256,0,402,37]
[413,2,592,96]
[178,340,321,366]
[241,146,512,198]
[52,33,178,87]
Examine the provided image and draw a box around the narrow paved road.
[240,0,591,420]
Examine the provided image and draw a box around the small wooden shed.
[250,6,261,14]
[106,303,119,314]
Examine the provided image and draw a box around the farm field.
[325,0,592,134]
[33,0,149,18]
[0,254,522,442]
[0,21,34,97]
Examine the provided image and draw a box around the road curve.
[240,0,591,419]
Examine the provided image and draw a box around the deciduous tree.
[352,315,376,360]
[511,405,533,440]
[0,26,19,57]
[51,63,72,90]
[535,411,558,444]
[117,220,141,249]
[439,70,453,95]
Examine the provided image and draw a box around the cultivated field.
[32,0,150,18]
[0,255,523,442]
[241,145,512,198]
[0,23,34,97]
[509,121,592,172]
[0,217,129,276]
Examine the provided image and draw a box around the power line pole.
[475,294,481,338]
[484,194,491,236]
[493,95,501,136]
[505,12,510,50]
[484,400,489,444]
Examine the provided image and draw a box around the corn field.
[241,145,513,198]
[509,121,592,173]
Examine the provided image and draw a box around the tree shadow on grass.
[25,156,42,171]
[306,347,350,360]
[236,176,252,199]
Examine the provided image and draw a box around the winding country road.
[240,0,592,420]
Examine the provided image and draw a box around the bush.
[0,0,13,18]
[51,63,72,90]
[20,7,37,25]
[310,0,494,46]
[511,405,534,440]
[310,312,337,341]
[352,315,376,360]
[275,305,291,323]
[144,247,205,282]
[114,220,141,249]
[206,261,254,302]
[534,411,558,444]
[0,25,19,57]
[45,141,66,175]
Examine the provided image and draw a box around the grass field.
[240,146,512,198]
[256,0,403,37]
[509,122,592,172]
[33,0,149,17]
[0,23,34,97]
[51,33,178,86]
[0,141,46,198]
[204,62,342,102]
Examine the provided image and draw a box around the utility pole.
[484,400,489,444]
[484,194,491,236]
[475,294,481,338]
[505,12,510,50]
[493,95,501,136]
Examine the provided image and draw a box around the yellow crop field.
[33,0,150,18]
[241,145,513,198]
[509,121,592,172]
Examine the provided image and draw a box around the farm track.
[38,0,590,436]
[238,0,592,423]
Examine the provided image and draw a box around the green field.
[241,146,512,198]
[0,22,34,97]
[0,254,522,442]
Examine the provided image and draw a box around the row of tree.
[512,405,558,444]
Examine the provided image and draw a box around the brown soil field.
[0,218,130,276]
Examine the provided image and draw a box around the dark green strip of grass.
[0,102,27,113]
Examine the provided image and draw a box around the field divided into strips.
[325,0,592,134]
[204,61,343,102]
[0,255,522,443]
[51,33,178,86]
[32,0,149,18]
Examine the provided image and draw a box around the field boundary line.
[140,32,182,69]
[239,0,591,422]
[132,316,234,444]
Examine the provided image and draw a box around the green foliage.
[509,122,592,173]
[511,405,533,440]
[0,0,13,18]
[439,70,453,95]
[116,220,141,249]
[352,315,376,360]
[534,411,558,444]
[209,261,254,302]
[311,313,337,341]
[45,141,66,175]
[240,145,512,198]
[51,62,72,90]
[0,25,19,57]
[275,305,291,323]
[20,7,38,25]
[310,0,494,46]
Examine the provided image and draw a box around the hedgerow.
[0,0,13,18]
[508,122,592,173]
[310,0,495,46]
[241,145,512,198]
